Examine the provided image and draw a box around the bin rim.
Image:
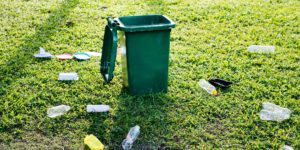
[115,15,175,32]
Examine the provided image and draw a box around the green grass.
[0,0,300,149]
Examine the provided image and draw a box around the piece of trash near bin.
[260,102,291,122]
[34,47,55,58]
[208,79,233,88]
[122,125,140,149]
[84,134,104,150]
[247,45,275,53]
[47,105,70,118]
[87,105,109,112]
[100,15,176,95]
[281,145,294,150]
[56,54,73,60]
[199,79,217,95]
[74,53,91,60]
[58,73,79,81]
[84,52,102,56]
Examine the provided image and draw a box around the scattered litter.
[84,134,104,150]
[281,145,294,150]
[84,52,102,56]
[74,53,91,60]
[198,79,217,95]
[208,79,233,88]
[87,105,109,112]
[56,54,73,60]
[34,47,55,58]
[98,6,107,9]
[122,125,140,150]
[260,102,291,122]
[58,73,79,81]
[47,105,70,118]
[247,45,275,53]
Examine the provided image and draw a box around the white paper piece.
[34,47,55,58]
[247,45,275,53]
[87,105,109,112]
[84,52,102,56]
[281,146,294,150]
[58,73,79,81]
[260,102,291,122]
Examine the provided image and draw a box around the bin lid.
[116,15,175,32]
[100,19,118,84]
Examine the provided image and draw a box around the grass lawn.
[1,0,300,149]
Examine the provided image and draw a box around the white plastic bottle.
[122,125,140,149]
[198,79,217,95]
[47,105,70,118]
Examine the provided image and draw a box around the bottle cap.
[212,90,218,95]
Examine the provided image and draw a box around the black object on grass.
[208,79,233,88]
[98,6,108,9]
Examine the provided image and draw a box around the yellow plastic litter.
[84,134,104,150]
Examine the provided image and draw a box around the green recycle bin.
[100,15,175,95]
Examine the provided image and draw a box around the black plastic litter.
[208,79,233,88]
[98,6,107,9]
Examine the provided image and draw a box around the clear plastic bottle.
[122,125,140,149]
[198,79,217,95]
[259,102,291,122]
[47,105,70,118]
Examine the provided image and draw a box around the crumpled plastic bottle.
[47,105,70,118]
[281,145,294,150]
[259,102,291,122]
[122,125,140,149]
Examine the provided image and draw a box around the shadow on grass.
[0,0,79,84]
[100,92,178,149]
[0,0,81,146]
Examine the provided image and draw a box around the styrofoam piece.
[87,105,109,112]
[247,45,275,53]
[58,73,79,81]
[34,47,55,58]
[84,52,102,56]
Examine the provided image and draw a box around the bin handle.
[107,17,117,28]
[100,17,118,84]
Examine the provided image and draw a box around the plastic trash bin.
[100,15,175,95]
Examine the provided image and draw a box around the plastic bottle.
[259,102,291,122]
[122,125,140,149]
[47,105,70,118]
[198,79,217,95]
[84,134,104,150]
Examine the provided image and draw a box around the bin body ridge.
[119,30,171,95]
